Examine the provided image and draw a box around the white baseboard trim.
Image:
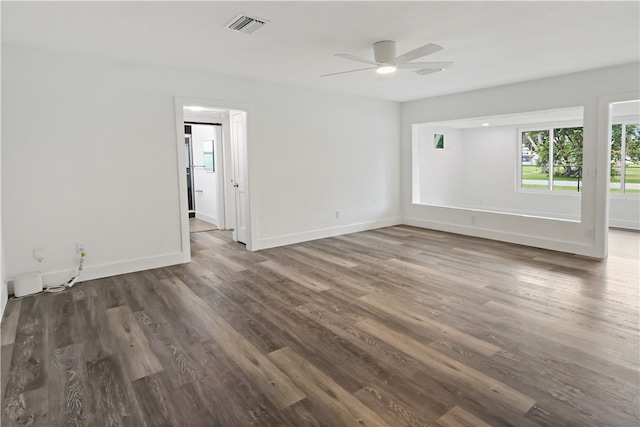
[254,217,402,250]
[0,283,7,324]
[609,218,640,230]
[462,204,580,222]
[403,217,596,257]
[7,252,185,294]
[195,213,217,226]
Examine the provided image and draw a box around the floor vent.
[225,14,268,34]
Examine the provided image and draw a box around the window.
[521,130,549,190]
[203,140,214,172]
[520,126,583,192]
[434,133,445,149]
[610,123,640,195]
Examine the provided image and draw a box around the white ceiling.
[2,1,639,102]
[422,106,585,129]
[420,100,640,129]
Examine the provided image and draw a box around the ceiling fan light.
[376,65,397,74]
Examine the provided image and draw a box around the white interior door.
[231,111,248,244]
[222,116,236,232]
[214,128,226,229]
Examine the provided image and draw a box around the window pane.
[610,163,623,193]
[624,124,640,194]
[610,124,623,193]
[625,164,640,193]
[204,153,214,171]
[203,140,214,172]
[521,130,549,190]
[552,127,583,193]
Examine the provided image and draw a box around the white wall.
[248,86,401,248]
[0,133,5,319]
[610,196,640,229]
[0,34,5,317]
[414,126,463,206]
[2,44,401,288]
[402,63,640,258]
[461,125,581,221]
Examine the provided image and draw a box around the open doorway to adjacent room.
[411,106,585,222]
[175,97,251,262]
[608,100,640,230]
[184,118,222,234]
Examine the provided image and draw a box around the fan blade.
[395,43,443,64]
[335,54,378,66]
[320,67,377,77]
[415,68,442,76]
[397,61,453,69]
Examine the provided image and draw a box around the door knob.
[233,183,239,188]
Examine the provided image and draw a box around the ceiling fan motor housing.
[373,40,396,64]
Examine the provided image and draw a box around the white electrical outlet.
[336,210,342,219]
[33,247,46,262]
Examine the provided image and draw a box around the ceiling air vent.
[225,14,268,34]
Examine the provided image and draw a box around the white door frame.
[174,96,254,262]
[213,125,226,229]
[221,115,236,233]
[594,90,640,258]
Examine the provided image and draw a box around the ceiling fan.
[321,40,452,77]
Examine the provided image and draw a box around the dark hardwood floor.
[1,226,638,426]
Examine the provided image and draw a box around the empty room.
[1,1,639,426]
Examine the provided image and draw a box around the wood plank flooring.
[189,218,218,233]
[1,226,638,426]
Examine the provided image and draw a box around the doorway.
[594,91,640,259]
[608,100,640,231]
[184,128,195,217]
[174,97,251,262]
[184,121,222,232]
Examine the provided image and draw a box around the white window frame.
[610,118,639,197]
[518,120,583,193]
[518,126,551,192]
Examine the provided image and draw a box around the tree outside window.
[611,123,640,194]
[521,127,583,192]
